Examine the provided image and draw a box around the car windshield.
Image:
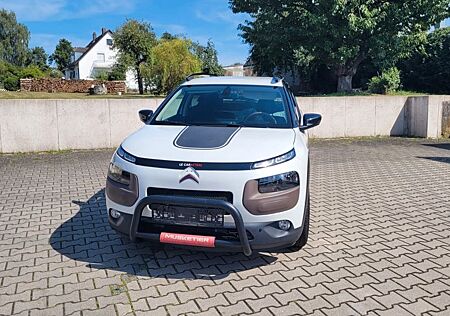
[152,85,292,128]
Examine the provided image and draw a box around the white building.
[223,63,244,76]
[65,28,137,90]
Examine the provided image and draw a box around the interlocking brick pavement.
[0,139,449,316]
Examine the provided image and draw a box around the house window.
[96,53,105,62]
[106,39,113,46]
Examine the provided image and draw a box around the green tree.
[27,47,48,70]
[146,38,202,93]
[193,39,225,75]
[161,32,178,40]
[0,9,30,66]
[49,39,73,72]
[108,62,127,81]
[230,0,450,92]
[399,27,450,94]
[113,19,157,94]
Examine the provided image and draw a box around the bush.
[368,67,401,94]
[20,65,46,79]
[3,76,20,91]
[108,63,127,81]
[47,68,64,78]
[94,70,109,81]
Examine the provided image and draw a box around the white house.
[65,28,137,90]
[223,63,244,76]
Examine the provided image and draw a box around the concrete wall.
[0,95,448,153]
[0,99,162,153]
[299,95,450,139]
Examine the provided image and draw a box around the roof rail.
[271,76,283,84]
[185,68,218,81]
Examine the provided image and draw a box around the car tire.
[288,188,310,252]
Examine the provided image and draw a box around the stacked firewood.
[20,78,127,94]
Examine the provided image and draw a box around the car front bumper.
[108,195,304,256]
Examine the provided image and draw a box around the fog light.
[278,220,291,231]
[110,209,121,219]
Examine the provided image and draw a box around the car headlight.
[116,146,136,163]
[108,163,131,185]
[252,149,295,169]
[258,171,299,193]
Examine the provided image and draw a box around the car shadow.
[422,143,450,151]
[416,156,450,164]
[49,189,277,280]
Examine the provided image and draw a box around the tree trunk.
[337,75,353,93]
[136,67,144,95]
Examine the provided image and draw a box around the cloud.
[152,23,187,35]
[0,0,137,22]
[195,9,246,26]
[0,0,66,21]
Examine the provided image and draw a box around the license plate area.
[151,204,224,227]
[160,232,215,248]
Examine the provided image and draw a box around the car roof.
[180,76,284,87]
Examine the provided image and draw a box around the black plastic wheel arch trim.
[129,195,252,256]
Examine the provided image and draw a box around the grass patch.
[385,90,428,96]
[0,91,164,99]
[303,90,427,97]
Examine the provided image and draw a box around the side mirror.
[300,113,322,131]
[139,109,153,124]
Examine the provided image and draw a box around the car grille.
[147,187,233,203]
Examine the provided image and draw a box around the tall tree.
[0,9,30,66]
[161,32,178,40]
[49,39,73,72]
[145,38,202,93]
[193,39,225,75]
[27,46,48,70]
[230,0,450,92]
[113,20,157,94]
[399,27,450,94]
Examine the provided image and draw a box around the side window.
[285,88,300,126]
[291,92,302,122]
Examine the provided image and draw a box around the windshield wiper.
[155,120,186,126]
[188,123,245,128]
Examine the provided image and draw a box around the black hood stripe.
[174,126,240,150]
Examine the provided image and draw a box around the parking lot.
[0,138,449,316]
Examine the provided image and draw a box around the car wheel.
[288,188,310,252]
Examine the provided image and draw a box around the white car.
[106,74,321,255]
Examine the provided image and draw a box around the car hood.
[121,125,296,163]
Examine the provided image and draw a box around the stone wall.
[20,78,127,94]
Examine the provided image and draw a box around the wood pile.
[20,78,127,94]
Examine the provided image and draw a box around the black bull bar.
[129,195,253,256]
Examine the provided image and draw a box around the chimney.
[102,28,107,35]
[92,32,97,41]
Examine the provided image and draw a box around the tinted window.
[152,85,292,128]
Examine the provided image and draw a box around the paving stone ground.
[0,138,449,316]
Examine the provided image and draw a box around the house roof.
[67,29,113,68]
[73,47,87,53]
